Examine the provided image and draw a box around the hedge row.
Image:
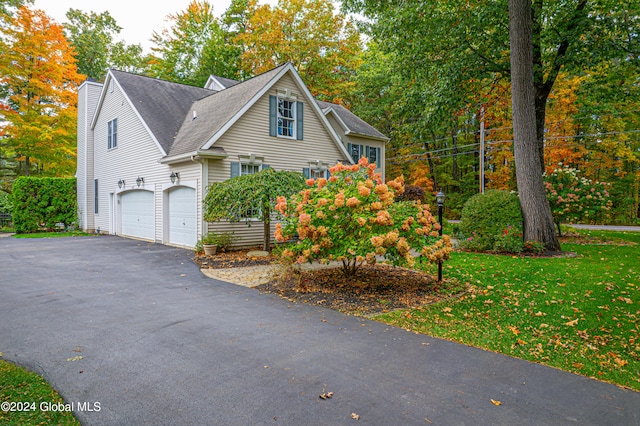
[12,177,77,233]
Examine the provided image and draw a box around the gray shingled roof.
[316,100,388,140]
[167,65,287,158]
[111,70,215,154]
[213,75,240,89]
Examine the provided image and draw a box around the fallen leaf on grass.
[617,296,632,304]
[66,356,83,362]
[442,307,452,313]
[491,399,502,406]
[564,319,579,327]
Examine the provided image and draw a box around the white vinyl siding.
[77,81,102,232]
[92,75,203,244]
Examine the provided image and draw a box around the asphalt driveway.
[1,236,638,425]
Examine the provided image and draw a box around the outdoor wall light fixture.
[436,189,445,282]
[170,171,179,184]
[136,176,144,187]
[118,179,125,189]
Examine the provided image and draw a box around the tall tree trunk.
[508,0,560,251]
[25,156,30,176]
[263,205,271,252]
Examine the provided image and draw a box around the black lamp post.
[436,189,445,282]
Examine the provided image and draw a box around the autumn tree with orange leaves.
[236,0,362,104]
[0,6,84,177]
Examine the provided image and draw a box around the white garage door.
[168,187,197,247]
[121,190,155,240]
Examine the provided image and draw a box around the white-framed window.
[310,169,326,179]
[277,98,296,138]
[368,146,379,166]
[303,163,329,180]
[348,143,363,161]
[241,163,261,176]
[108,118,118,150]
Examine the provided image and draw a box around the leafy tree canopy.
[149,0,240,86]
[236,0,362,104]
[64,9,148,80]
[0,6,84,177]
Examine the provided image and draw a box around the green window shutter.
[303,167,310,178]
[296,102,304,140]
[376,148,381,167]
[269,95,277,137]
[324,170,330,179]
[347,143,353,162]
[230,162,240,177]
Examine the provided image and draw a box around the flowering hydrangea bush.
[544,165,612,233]
[275,157,452,278]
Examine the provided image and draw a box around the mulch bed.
[193,249,464,316]
[256,264,465,317]
[193,247,275,269]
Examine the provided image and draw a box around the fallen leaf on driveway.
[66,356,83,362]
[351,413,360,420]
[491,399,501,406]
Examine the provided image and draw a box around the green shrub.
[12,177,77,234]
[0,191,12,213]
[458,190,523,252]
[201,231,236,252]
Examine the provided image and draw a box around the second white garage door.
[168,186,197,247]
[121,190,155,241]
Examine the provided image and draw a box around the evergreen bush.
[458,190,523,252]
[12,177,77,233]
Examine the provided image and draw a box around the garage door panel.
[121,190,155,240]
[169,187,196,247]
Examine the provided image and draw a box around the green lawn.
[0,359,79,425]
[377,230,639,391]
[12,231,92,239]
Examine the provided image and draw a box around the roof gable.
[204,75,240,91]
[166,63,353,163]
[316,100,388,141]
[96,70,215,155]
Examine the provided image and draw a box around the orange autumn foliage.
[0,6,84,176]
